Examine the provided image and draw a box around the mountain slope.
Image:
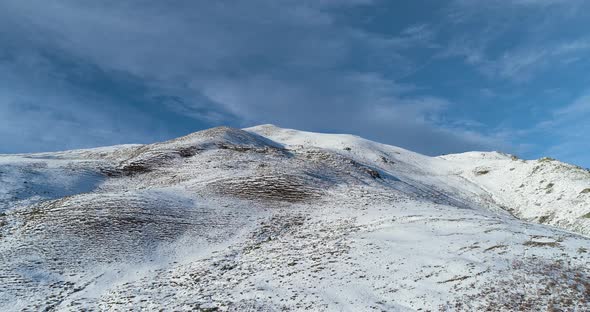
[250,124,590,235]
[440,152,590,235]
[0,125,588,311]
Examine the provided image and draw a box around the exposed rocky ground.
[0,125,589,311]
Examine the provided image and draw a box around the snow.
[0,125,589,311]
[0,156,106,213]
[439,152,590,235]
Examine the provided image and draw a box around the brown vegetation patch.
[441,259,590,311]
[523,240,560,248]
[474,168,490,176]
[209,175,323,202]
[484,245,507,252]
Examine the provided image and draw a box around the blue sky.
[1,1,589,167]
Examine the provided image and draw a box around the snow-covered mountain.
[0,125,589,311]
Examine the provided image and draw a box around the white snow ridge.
[0,125,589,311]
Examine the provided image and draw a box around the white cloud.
[555,94,590,116]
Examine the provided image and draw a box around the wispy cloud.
[504,92,590,166]
[554,94,590,117]
[487,39,590,81]
[441,0,590,82]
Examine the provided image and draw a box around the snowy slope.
[439,152,590,235]
[250,124,590,235]
[0,125,588,311]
